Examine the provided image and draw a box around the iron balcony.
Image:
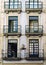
[25,49,44,61]
[25,1,43,13]
[4,1,22,13]
[3,25,21,36]
[25,25,43,36]
[2,50,21,61]
[2,49,44,61]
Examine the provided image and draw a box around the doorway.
[8,40,17,58]
[29,39,39,57]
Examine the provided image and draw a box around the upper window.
[9,0,19,8]
[29,16,38,27]
[29,16,38,21]
[29,16,38,32]
[8,16,18,32]
[29,0,38,8]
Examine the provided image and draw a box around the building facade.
[0,0,46,65]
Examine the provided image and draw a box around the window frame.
[29,39,39,57]
[8,16,18,33]
[7,39,18,58]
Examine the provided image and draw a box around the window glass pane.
[10,0,13,2]
[34,0,37,2]
[9,0,18,9]
[39,2,42,8]
[30,0,33,1]
[34,3,37,8]
[26,1,29,9]
[10,2,13,8]
[14,0,18,2]
[29,16,38,20]
[13,21,18,32]
[8,39,17,57]
[34,22,38,26]
[14,2,17,8]
[8,44,12,56]
[8,16,18,32]
[29,39,39,56]
[30,2,33,8]
[9,16,18,20]
[33,21,38,32]
[5,2,9,9]
[8,39,17,43]
[18,2,21,8]
[13,21,16,31]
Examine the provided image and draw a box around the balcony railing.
[2,49,44,61]
[25,1,43,13]
[25,49,44,61]
[2,50,21,61]
[4,1,22,13]
[3,25,21,36]
[25,25,43,36]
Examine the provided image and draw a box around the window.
[8,16,18,33]
[8,39,18,58]
[29,0,38,8]
[29,16,38,32]
[34,2,37,8]
[39,2,42,8]
[29,16,38,20]
[10,0,13,8]
[29,39,39,57]
[30,2,33,8]
[9,0,19,8]
[5,2,9,9]
[14,2,18,8]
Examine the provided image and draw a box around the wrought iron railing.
[25,25,43,34]
[2,49,44,61]
[25,49,44,60]
[4,1,22,9]
[3,25,21,34]
[25,1,43,9]
[2,50,21,60]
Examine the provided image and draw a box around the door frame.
[29,39,39,57]
[7,39,18,58]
